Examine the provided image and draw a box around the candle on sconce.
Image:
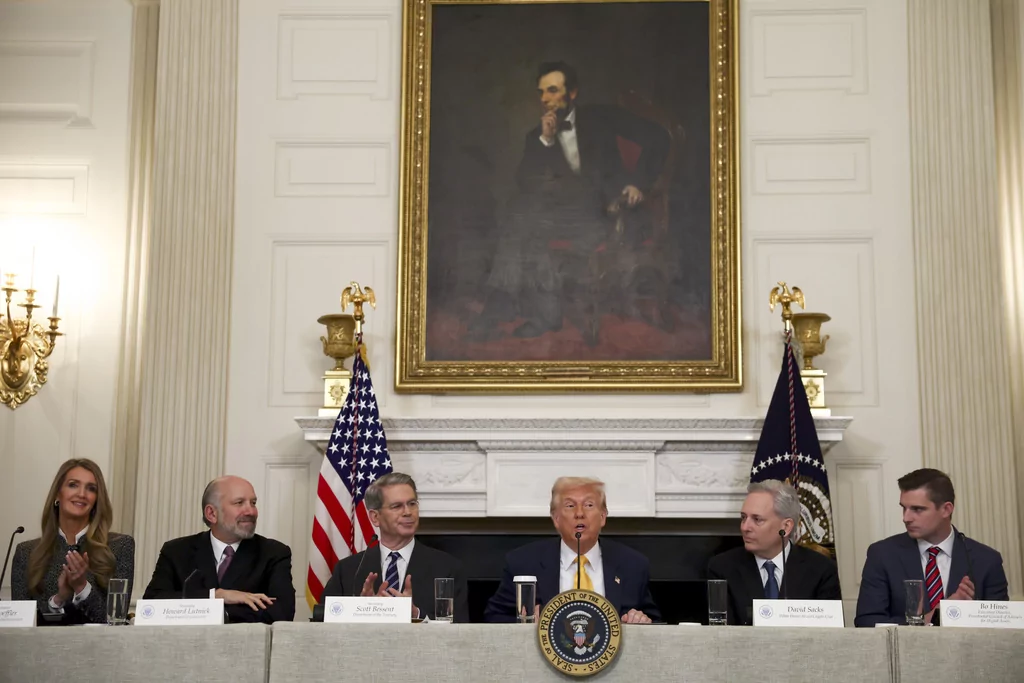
[52,276,59,317]
[30,247,36,290]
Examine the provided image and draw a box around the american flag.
[305,343,392,610]
[751,331,835,556]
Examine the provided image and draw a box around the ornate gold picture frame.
[396,0,739,391]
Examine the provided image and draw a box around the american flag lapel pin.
[615,576,621,584]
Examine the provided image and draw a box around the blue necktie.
[764,560,779,599]
[385,551,401,592]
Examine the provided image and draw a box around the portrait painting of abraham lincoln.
[396,0,739,391]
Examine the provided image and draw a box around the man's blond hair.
[549,477,607,514]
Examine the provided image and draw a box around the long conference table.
[1,622,1023,682]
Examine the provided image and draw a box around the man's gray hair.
[748,479,801,541]
[364,472,418,511]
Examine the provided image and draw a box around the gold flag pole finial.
[768,281,805,332]
[340,281,376,335]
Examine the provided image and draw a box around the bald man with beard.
[142,476,295,623]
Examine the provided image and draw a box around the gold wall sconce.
[0,273,61,409]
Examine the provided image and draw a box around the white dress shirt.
[917,528,955,594]
[379,538,416,590]
[49,528,91,610]
[209,533,241,598]
[539,107,581,174]
[755,543,789,593]
[559,540,606,596]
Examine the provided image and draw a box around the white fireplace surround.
[295,417,852,519]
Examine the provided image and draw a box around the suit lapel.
[947,532,968,597]
[600,542,623,613]
[780,545,802,598]
[196,532,219,590]
[537,540,561,606]
[220,537,256,588]
[899,534,925,584]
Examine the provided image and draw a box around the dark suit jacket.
[854,530,1008,627]
[484,538,660,623]
[12,533,135,625]
[706,544,842,625]
[142,531,295,623]
[318,539,469,623]
[516,104,671,204]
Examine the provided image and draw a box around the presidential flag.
[305,342,392,610]
[751,331,835,554]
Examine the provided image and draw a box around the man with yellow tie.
[484,477,659,623]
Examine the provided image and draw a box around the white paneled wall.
[0,0,133,598]
[229,0,923,619]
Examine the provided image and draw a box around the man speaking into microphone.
[484,477,659,623]
[707,480,841,625]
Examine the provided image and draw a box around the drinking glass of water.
[707,579,728,626]
[904,579,925,626]
[434,577,454,622]
[106,578,129,625]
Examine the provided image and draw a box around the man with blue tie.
[854,468,1008,627]
[707,480,841,625]
[484,476,659,623]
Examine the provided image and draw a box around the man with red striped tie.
[854,468,1009,627]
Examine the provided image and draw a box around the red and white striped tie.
[925,546,944,610]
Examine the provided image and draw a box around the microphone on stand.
[778,529,790,600]
[350,533,379,596]
[181,569,201,599]
[1,526,25,594]
[575,531,582,591]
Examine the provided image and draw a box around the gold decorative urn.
[317,314,358,416]
[791,312,831,415]
[316,281,376,416]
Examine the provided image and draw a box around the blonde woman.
[11,459,135,624]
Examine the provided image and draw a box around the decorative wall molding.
[0,40,95,127]
[751,137,871,195]
[750,8,868,96]
[0,163,88,213]
[753,236,879,408]
[268,237,390,407]
[276,12,392,100]
[274,140,390,197]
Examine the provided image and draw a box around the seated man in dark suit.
[318,472,468,622]
[142,475,295,623]
[707,480,841,625]
[855,468,1008,627]
[485,476,659,623]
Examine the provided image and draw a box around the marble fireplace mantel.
[295,417,853,519]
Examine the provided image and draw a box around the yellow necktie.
[573,557,594,591]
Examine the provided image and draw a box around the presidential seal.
[537,590,622,677]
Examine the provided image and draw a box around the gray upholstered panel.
[896,627,1024,683]
[0,624,271,683]
[269,623,895,682]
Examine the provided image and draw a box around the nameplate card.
[0,601,36,628]
[752,600,844,628]
[135,599,225,626]
[323,596,411,624]
[940,600,1024,629]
